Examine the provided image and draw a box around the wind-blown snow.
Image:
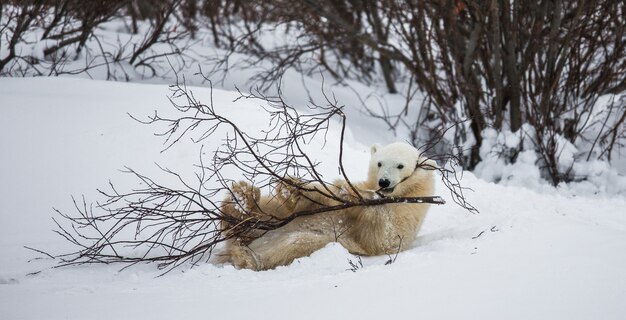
[1,77,626,320]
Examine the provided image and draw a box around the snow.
[1,76,626,319]
[474,126,544,189]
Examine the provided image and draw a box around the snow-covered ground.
[1,76,626,320]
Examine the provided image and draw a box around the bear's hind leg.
[243,228,335,270]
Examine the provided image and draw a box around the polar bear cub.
[218,142,436,270]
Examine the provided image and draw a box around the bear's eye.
[377,162,382,167]
[397,164,404,169]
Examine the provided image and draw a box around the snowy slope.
[1,77,626,320]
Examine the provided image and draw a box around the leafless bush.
[0,2,46,73]
[207,0,626,184]
[0,0,194,78]
[39,76,476,273]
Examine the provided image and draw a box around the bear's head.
[368,142,436,197]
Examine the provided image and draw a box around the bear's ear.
[370,143,381,155]
[418,158,438,170]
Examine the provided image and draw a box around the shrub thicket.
[2,0,625,184]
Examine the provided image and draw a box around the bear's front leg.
[274,178,303,211]
[334,180,379,202]
[275,178,341,212]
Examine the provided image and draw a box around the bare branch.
[38,76,474,273]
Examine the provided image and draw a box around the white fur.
[369,142,436,192]
[219,142,436,270]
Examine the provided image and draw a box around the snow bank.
[474,124,626,196]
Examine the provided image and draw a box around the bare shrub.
[208,0,626,184]
[0,0,194,78]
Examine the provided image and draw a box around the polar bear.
[217,142,436,270]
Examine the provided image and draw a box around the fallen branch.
[35,75,473,274]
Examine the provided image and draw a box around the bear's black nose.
[378,178,390,188]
